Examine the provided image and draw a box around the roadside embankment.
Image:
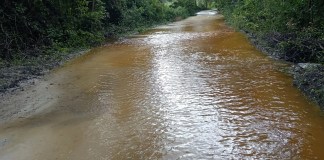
[0,49,88,93]
[244,32,324,109]
[293,64,324,109]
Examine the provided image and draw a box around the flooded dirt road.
[1,14,324,159]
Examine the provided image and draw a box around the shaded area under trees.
[0,0,201,62]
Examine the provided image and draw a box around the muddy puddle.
[1,14,324,159]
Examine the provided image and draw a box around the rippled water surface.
[1,15,324,159]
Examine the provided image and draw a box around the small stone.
[297,63,321,69]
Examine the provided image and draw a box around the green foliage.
[103,0,201,36]
[1,0,200,62]
[0,0,105,61]
[215,0,324,63]
[164,6,190,21]
[171,0,200,15]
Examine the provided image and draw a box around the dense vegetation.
[0,0,201,62]
[214,0,324,63]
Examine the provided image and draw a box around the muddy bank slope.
[0,49,89,93]
[245,32,324,109]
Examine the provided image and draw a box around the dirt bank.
[244,32,324,109]
[0,49,89,93]
[0,49,92,126]
[293,64,324,109]
[0,76,60,126]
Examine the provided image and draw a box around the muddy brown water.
[1,14,324,159]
